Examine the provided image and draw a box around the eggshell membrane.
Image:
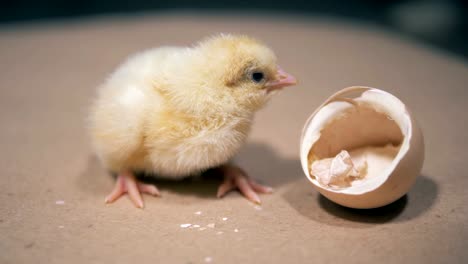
[300,86,424,209]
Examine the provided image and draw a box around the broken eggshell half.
[300,86,424,209]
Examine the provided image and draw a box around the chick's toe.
[105,171,160,208]
[216,165,273,204]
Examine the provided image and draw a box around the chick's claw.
[216,165,273,204]
[105,171,160,208]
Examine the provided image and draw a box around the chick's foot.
[216,165,273,204]
[104,171,160,208]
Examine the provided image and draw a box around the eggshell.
[300,86,424,209]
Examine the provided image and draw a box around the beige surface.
[0,13,467,264]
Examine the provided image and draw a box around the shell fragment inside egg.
[310,145,402,189]
[300,86,424,209]
[310,149,367,187]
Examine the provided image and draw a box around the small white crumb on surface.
[55,200,65,205]
[199,227,207,231]
[180,223,192,228]
[58,225,64,229]
[207,223,215,228]
[194,211,202,215]
[222,217,228,221]
[204,256,213,263]
[216,231,223,235]
[192,224,200,228]
[234,229,239,233]
[254,205,262,210]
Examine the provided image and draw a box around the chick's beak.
[265,66,297,93]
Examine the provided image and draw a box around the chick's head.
[167,34,296,116]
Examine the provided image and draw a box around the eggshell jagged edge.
[300,86,425,208]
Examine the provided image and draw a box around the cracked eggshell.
[300,86,424,209]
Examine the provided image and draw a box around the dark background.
[2,0,467,59]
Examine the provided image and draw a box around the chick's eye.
[251,72,264,83]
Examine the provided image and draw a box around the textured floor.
[0,13,466,264]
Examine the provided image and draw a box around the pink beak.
[265,66,297,93]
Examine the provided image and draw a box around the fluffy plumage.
[89,34,296,206]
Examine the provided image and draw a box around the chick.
[89,34,296,208]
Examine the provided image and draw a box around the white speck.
[180,223,192,228]
[199,227,207,231]
[222,217,228,221]
[207,223,215,228]
[58,225,64,229]
[234,229,239,233]
[254,205,262,211]
[194,211,202,215]
[192,224,200,228]
[204,256,213,263]
[55,200,65,205]
[216,231,223,235]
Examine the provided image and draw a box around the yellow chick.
[89,34,296,208]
